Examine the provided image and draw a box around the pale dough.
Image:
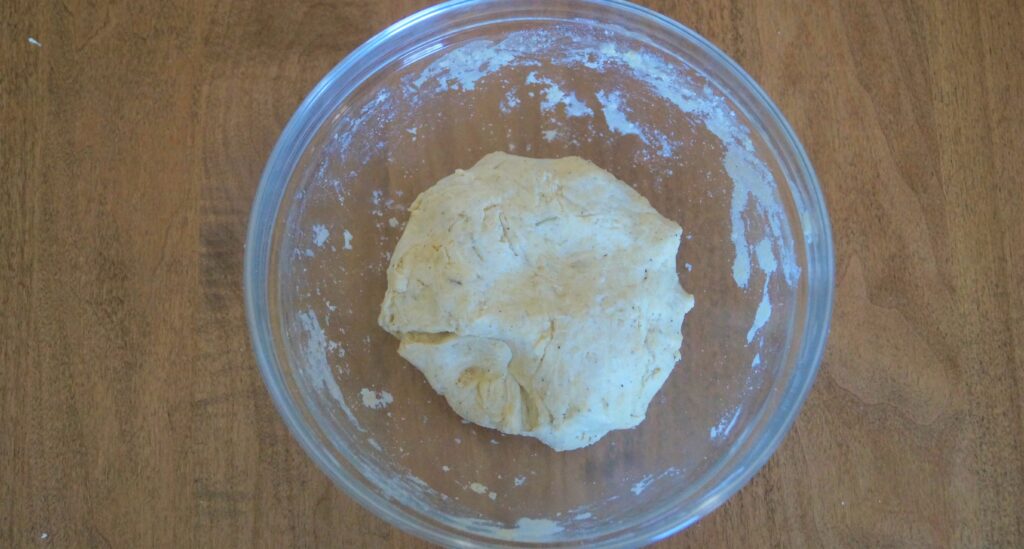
[379,152,695,451]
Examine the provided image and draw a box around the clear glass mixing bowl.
[244,0,834,546]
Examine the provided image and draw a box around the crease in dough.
[379,152,694,451]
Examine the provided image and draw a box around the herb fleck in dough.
[379,152,694,451]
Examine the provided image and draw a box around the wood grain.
[2,0,1022,547]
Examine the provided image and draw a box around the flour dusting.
[595,90,645,141]
[295,310,363,432]
[526,72,594,118]
[710,407,741,440]
[312,224,329,247]
[359,388,394,410]
[631,474,655,495]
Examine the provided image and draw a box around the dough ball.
[379,152,694,451]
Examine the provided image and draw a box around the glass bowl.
[244,0,834,546]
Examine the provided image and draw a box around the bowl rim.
[244,0,835,546]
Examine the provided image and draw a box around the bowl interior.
[250,1,830,546]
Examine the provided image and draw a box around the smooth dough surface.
[379,152,695,451]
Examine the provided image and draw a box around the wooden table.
[4,0,1022,546]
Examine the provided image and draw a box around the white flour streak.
[500,519,563,540]
[746,283,772,343]
[526,72,593,118]
[631,474,655,495]
[754,238,778,275]
[412,40,517,93]
[312,224,329,247]
[359,388,394,410]
[296,310,363,432]
[710,407,741,440]
[499,89,520,113]
[595,90,645,141]
[469,482,497,500]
